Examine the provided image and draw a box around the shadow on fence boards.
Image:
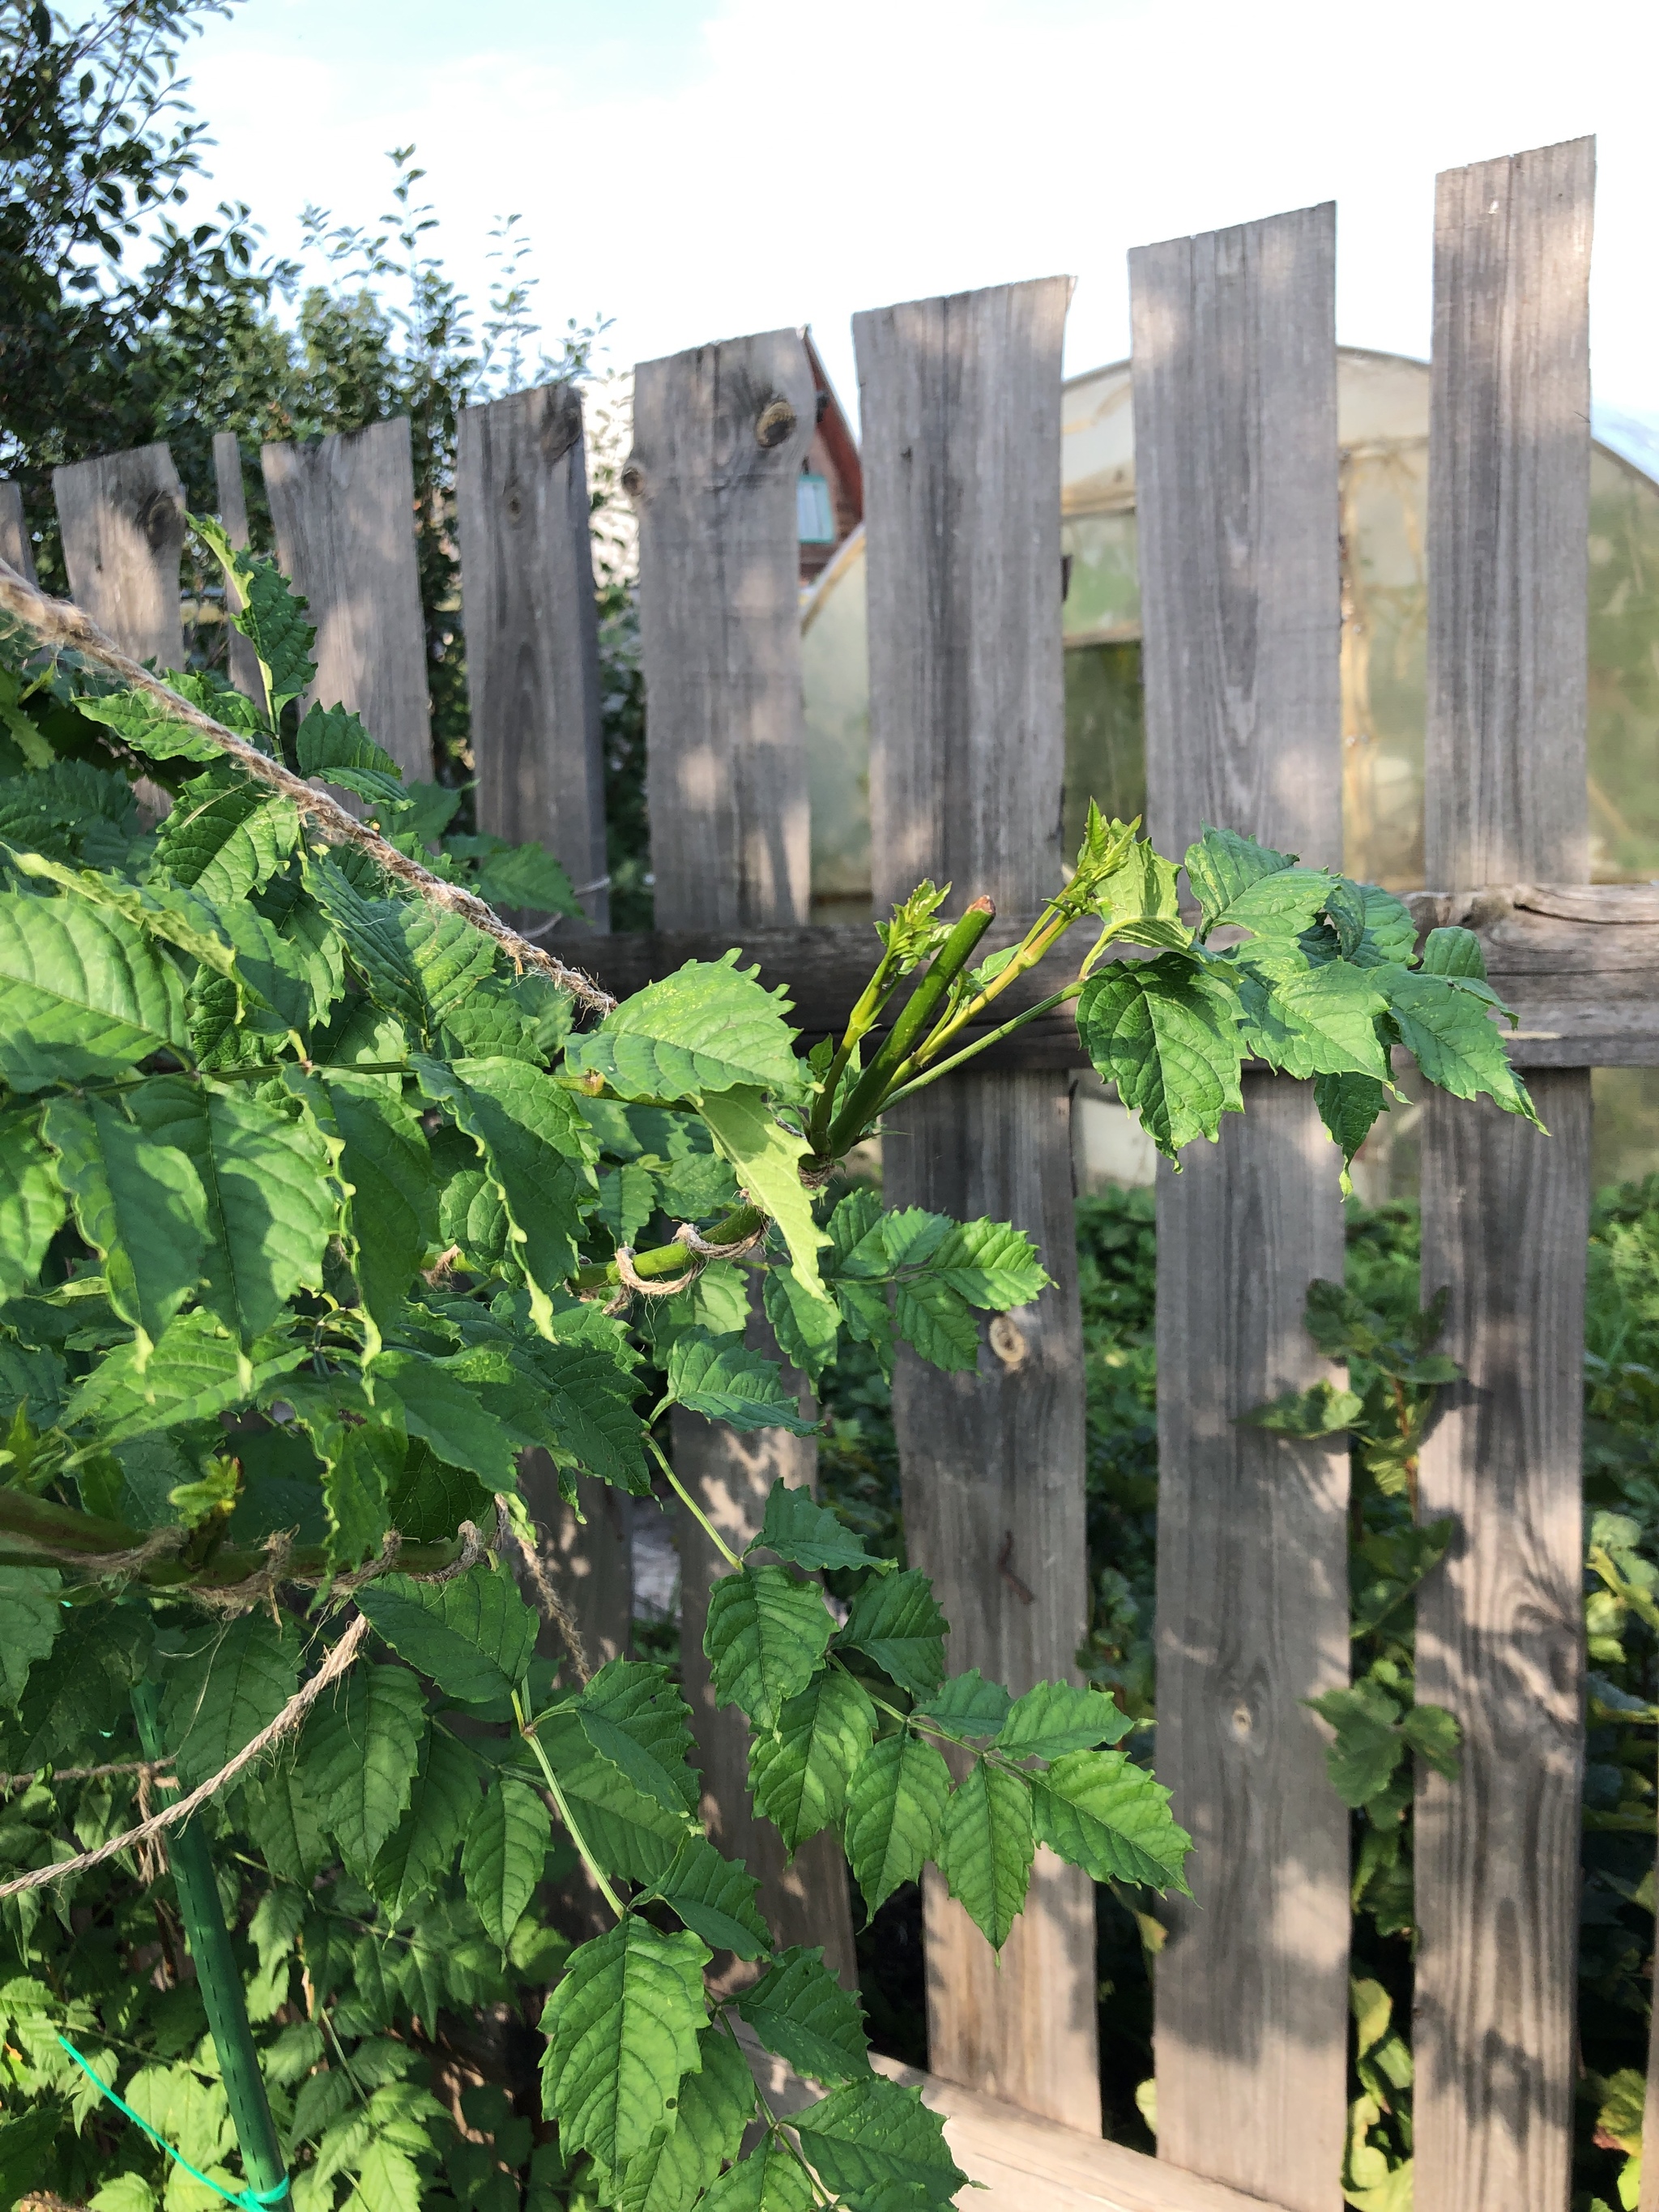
[9,130,1645,2212]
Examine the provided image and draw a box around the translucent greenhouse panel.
[1061,509,1140,643]
[1340,438,1428,889]
[802,527,872,922]
[1589,450,1659,881]
[1064,642,1145,859]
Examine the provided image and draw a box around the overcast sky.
[183,0,1659,420]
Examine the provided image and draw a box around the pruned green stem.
[881,982,1085,1108]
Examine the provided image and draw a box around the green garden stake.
[130,1683,291,2210]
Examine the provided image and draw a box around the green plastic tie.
[56,2035,291,2210]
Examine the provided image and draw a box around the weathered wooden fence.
[6,130,1637,2212]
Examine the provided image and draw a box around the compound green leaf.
[1314,1071,1389,1190]
[305,1661,429,1877]
[160,1612,300,1791]
[357,1566,538,1704]
[735,1945,872,2086]
[911,1670,1013,1740]
[0,890,188,1091]
[0,1108,66,1301]
[666,1330,816,1435]
[605,2024,754,2212]
[65,1309,304,1441]
[751,1480,890,1577]
[842,1732,952,1914]
[154,764,299,904]
[0,1565,63,1703]
[748,1669,877,1853]
[369,1350,519,1488]
[1386,972,1539,1124]
[371,1725,481,1917]
[793,2074,966,2210]
[646,1833,772,1958]
[41,1092,207,1349]
[936,1757,1034,1949]
[1030,1748,1192,1892]
[564,956,800,1104]
[838,1569,946,1698]
[126,1075,335,1341]
[1077,954,1243,1158]
[1182,825,1297,935]
[704,1563,834,1729]
[463,1770,550,1947]
[697,2140,814,2211]
[761,1264,841,1386]
[995,1680,1133,1761]
[326,1079,436,1335]
[698,1086,830,1301]
[537,1916,710,2171]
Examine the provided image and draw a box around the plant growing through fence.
[0,531,1538,2210]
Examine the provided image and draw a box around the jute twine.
[0,560,614,1016]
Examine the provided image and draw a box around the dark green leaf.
[937,1757,1034,1949]
[911,1670,1013,1740]
[1077,954,1243,1158]
[160,1612,300,1791]
[564,955,800,1103]
[0,890,188,1090]
[838,1570,946,1698]
[995,1680,1133,1761]
[1030,1749,1192,1891]
[704,1564,834,1728]
[463,1770,550,1947]
[537,1917,710,2170]
[736,1945,872,2086]
[646,1833,772,1958]
[0,1566,62,1703]
[41,1092,206,1347]
[667,1330,817,1434]
[842,1733,951,1914]
[751,1480,890,1576]
[369,1350,520,1488]
[0,1108,66,1303]
[748,1669,877,1853]
[326,1079,436,1334]
[305,1662,429,1876]
[357,1567,538,1704]
[603,2024,754,2212]
[371,1727,481,1916]
[793,2074,967,2210]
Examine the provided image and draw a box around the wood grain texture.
[857,275,1100,2130]
[211,432,265,702]
[1424,139,1593,890]
[744,2032,1300,2212]
[634,327,855,1981]
[53,443,186,667]
[262,417,432,784]
[1132,203,1348,2212]
[631,331,816,929]
[1414,1079,1588,2212]
[0,481,35,584]
[457,384,608,930]
[1414,139,1595,2212]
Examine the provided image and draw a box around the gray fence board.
[211,431,265,702]
[1414,135,1595,2212]
[262,417,432,784]
[633,332,815,930]
[0,482,35,584]
[53,443,186,668]
[857,275,1101,2131]
[632,329,856,1985]
[457,383,608,930]
[1132,203,1348,2212]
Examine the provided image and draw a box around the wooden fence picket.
[262,417,432,784]
[629,329,858,1984]
[1131,204,1350,2212]
[456,383,609,932]
[456,382,630,1777]
[855,275,1102,2130]
[211,432,266,702]
[0,481,35,583]
[1414,136,1596,2212]
[53,444,186,668]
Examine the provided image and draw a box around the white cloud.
[184,0,1659,416]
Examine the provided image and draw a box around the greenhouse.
[802,348,1659,1186]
